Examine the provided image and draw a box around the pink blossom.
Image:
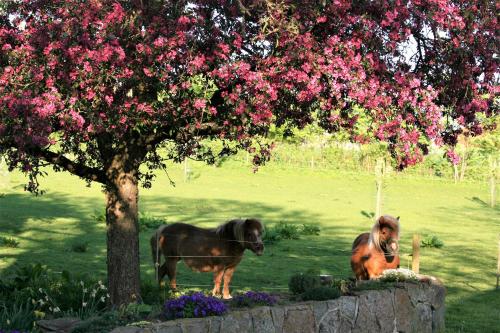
[446,150,460,165]
[194,99,206,110]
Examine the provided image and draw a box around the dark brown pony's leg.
[166,259,178,290]
[158,258,179,290]
[212,269,224,297]
[222,267,235,299]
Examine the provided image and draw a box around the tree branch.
[30,148,107,184]
[145,122,223,150]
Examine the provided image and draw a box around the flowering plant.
[232,291,277,308]
[380,269,418,282]
[163,293,226,320]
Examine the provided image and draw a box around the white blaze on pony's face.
[369,215,400,253]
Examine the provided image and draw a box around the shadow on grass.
[0,191,356,293]
[445,288,500,333]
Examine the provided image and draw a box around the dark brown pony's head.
[369,215,400,254]
[240,218,264,256]
[216,218,265,255]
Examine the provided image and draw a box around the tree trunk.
[105,154,141,306]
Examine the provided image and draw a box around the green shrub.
[138,212,167,231]
[301,224,321,235]
[274,222,301,240]
[0,294,37,331]
[91,210,106,223]
[301,286,341,301]
[262,228,281,245]
[71,241,89,253]
[421,235,444,249]
[92,210,166,231]
[288,273,320,295]
[0,264,109,326]
[72,311,129,333]
[0,236,19,248]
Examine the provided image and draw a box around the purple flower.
[164,292,226,320]
[232,291,277,307]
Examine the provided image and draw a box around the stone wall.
[112,280,445,333]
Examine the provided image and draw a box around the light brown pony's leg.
[212,269,224,297]
[222,267,236,299]
[364,254,385,279]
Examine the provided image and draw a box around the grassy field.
[0,162,499,332]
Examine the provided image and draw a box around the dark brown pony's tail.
[150,225,167,281]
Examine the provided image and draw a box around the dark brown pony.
[150,218,264,299]
[351,215,400,280]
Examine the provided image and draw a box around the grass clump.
[301,224,321,235]
[263,222,321,244]
[0,236,19,248]
[91,210,166,231]
[71,241,89,253]
[274,222,301,240]
[301,286,341,301]
[138,212,167,231]
[288,273,321,295]
[421,235,444,249]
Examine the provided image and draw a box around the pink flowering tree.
[0,0,497,305]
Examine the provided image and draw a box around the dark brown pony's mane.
[214,219,263,244]
[368,215,400,253]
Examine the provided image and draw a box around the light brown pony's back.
[351,215,400,280]
[151,219,264,299]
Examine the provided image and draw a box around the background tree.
[0,0,497,305]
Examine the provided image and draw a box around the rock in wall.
[111,279,445,333]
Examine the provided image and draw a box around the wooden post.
[375,158,385,219]
[183,158,189,182]
[412,234,420,274]
[490,158,497,208]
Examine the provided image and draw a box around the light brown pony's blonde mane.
[368,215,400,252]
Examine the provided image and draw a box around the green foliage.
[138,212,167,231]
[72,311,131,333]
[0,263,109,332]
[421,235,444,249]
[263,223,320,244]
[92,210,166,231]
[0,293,36,331]
[301,224,321,236]
[273,222,301,240]
[352,281,396,291]
[288,273,321,295]
[72,302,155,333]
[301,286,341,301]
[71,241,89,253]
[0,236,19,248]
[262,228,282,245]
[90,210,106,223]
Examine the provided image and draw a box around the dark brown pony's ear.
[396,216,400,221]
[378,216,385,224]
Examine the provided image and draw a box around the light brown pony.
[351,215,400,280]
[150,218,264,299]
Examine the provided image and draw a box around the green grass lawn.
[1,162,499,332]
